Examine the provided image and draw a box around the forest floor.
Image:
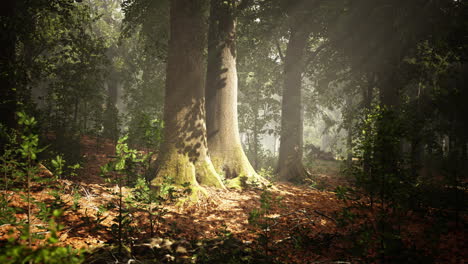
[1,136,466,263]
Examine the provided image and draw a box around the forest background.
[0,0,466,263]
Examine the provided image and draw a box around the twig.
[109,250,120,263]
[313,210,337,223]
[81,184,93,199]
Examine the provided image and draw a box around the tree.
[276,3,311,182]
[0,0,18,133]
[205,0,266,187]
[152,0,224,192]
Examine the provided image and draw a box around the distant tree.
[276,1,315,182]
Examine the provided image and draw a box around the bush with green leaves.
[0,112,84,263]
[126,113,164,151]
[100,135,142,254]
[0,210,84,264]
[100,134,193,259]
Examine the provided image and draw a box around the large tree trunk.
[205,0,265,187]
[152,0,224,193]
[276,22,310,182]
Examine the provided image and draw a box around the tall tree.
[276,7,311,182]
[152,0,224,191]
[205,0,266,187]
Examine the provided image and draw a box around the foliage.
[100,134,193,259]
[0,112,84,263]
[100,135,147,254]
[127,114,164,151]
[235,11,283,171]
[120,0,168,149]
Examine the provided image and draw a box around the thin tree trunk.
[253,110,259,171]
[277,22,310,182]
[153,0,224,193]
[205,0,264,187]
[345,95,353,167]
[0,0,18,135]
[362,74,374,207]
[346,125,353,165]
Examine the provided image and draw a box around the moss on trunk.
[205,0,267,188]
[151,0,225,199]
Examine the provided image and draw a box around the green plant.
[127,114,164,152]
[0,210,84,264]
[132,176,165,237]
[257,167,275,182]
[0,193,16,226]
[48,154,81,180]
[50,155,65,179]
[71,188,82,212]
[100,135,154,255]
[0,131,19,191]
[17,112,44,246]
[0,112,84,263]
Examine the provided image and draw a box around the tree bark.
[205,0,265,187]
[153,0,224,193]
[277,22,310,182]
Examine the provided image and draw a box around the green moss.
[151,149,225,205]
[175,184,208,206]
[195,158,225,188]
[225,176,243,189]
[210,144,269,189]
[151,151,197,186]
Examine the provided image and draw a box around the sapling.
[100,135,144,255]
[0,112,84,263]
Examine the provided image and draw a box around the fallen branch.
[313,210,337,223]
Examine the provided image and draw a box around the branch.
[313,209,337,223]
[275,38,285,62]
[304,41,333,68]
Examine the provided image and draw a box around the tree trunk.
[205,0,265,187]
[362,73,374,206]
[253,107,259,171]
[277,22,310,182]
[345,95,353,167]
[346,124,353,165]
[153,0,224,193]
[0,1,18,132]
